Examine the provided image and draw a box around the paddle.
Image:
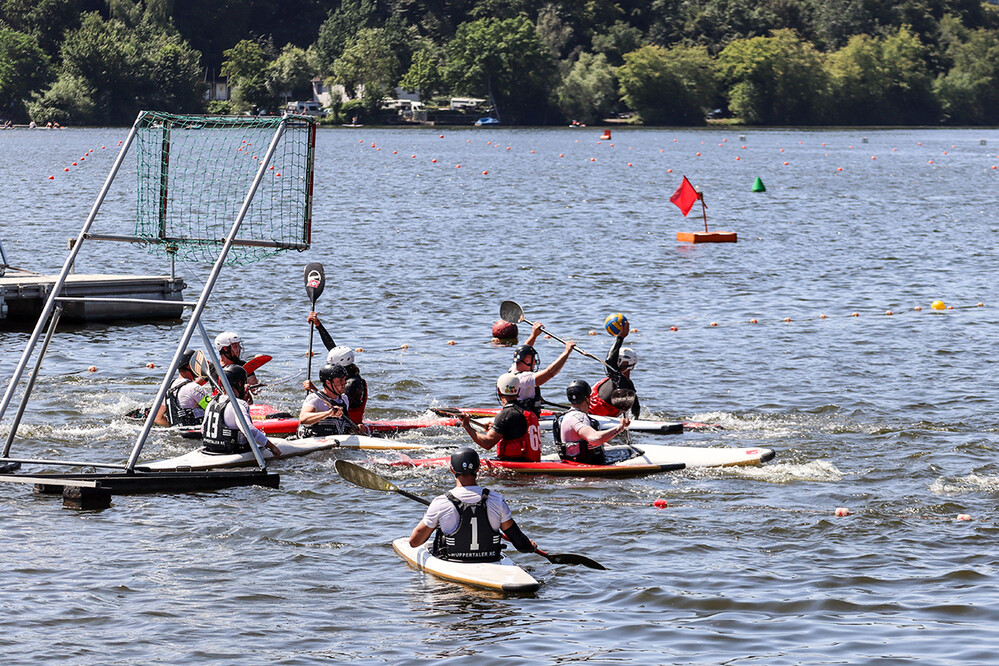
[430,407,491,431]
[334,459,607,570]
[190,349,221,391]
[500,301,616,372]
[304,262,326,384]
[306,388,361,435]
[610,389,642,457]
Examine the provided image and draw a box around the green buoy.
[752,177,766,192]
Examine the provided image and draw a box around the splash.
[930,473,999,496]
[692,459,844,483]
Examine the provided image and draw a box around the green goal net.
[133,111,315,265]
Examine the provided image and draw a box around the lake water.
[1,125,998,664]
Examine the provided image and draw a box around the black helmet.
[179,349,196,372]
[450,447,480,474]
[223,364,247,394]
[319,363,348,383]
[566,379,591,405]
[513,344,538,370]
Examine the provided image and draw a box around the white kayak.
[142,434,429,471]
[400,442,774,477]
[392,537,540,593]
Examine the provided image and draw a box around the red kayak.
[180,408,460,439]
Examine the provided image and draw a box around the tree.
[555,51,617,124]
[222,39,279,113]
[267,44,316,103]
[591,20,643,66]
[400,41,444,101]
[330,27,400,100]
[717,29,829,124]
[314,0,379,74]
[934,27,999,124]
[826,26,938,125]
[443,15,557,123]
[0,27,52,120]
[617,44,717,124]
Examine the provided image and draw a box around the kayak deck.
[392,537,540,593]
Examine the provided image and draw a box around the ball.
[604,313,627,336]
[491,320,517,339]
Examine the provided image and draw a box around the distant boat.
[474,117,500,126]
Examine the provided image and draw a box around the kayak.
[397,442,774,477]
[458,407,692,434]
[177,414,462,439]
[392,537,540,594]
[142,434,430,471]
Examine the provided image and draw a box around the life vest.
[297,391,354,438]
[587,378,619,416]
[496,406,542,462]
[345,375,367,423]
[432,489,502,562]
[553,409,605,464]
[164,379,200,426]
[202,397,245,454]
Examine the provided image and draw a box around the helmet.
[326,346,355,367]
[450,447,480,474]
[215,331,242,353]
[179,349,196,371]
[496,372,520,396]
[222,364,247,391]
[619,348,638,370]
[319,363,349,383]
[513,345,538,371]
[566,379,591,405]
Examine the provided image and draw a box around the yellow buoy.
[931,300,946,310]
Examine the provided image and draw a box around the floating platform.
[0,470,280,509]
[0,273,186,323]
[677,231,738,243]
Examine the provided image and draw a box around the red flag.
[670,176,699,217]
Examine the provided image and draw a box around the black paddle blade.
[430,407,462,418]
[538,549,607,570]
[499,300,525,324]
[304,262,325,304]
[190,350,212,380]
[609,389,636,412]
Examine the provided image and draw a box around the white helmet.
[619,347,638,370]
[326,345,355,367]
[496,372,520,396]
[214,331,242,353]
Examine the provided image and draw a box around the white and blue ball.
[604,313,627,336]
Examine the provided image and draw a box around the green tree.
[267,44,316,103]
[26,74,95,124]
[617,44,717,124]
[0,27,52,120]
[314,0,378,74]
[934,27,999,124]
[826,26,938,124]
[330,27,400,101]
[591,20,643,66]
[0,0,99,57]
[717,29,828,124]
[555,51,617,124]
[222,39,279,113]
[443,15,557,123]
[400,41,444,101]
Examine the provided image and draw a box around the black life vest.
[165,378,200,426]
[202,397,246,454]
[432,489,502,563]
[553,409,605,464]
[344,375,367,423]
[297,391,354,438]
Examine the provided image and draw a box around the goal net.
[133,111,315,265]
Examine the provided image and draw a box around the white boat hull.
[392,537,540,593]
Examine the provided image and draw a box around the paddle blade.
[242,354,272,375]
[430,407,462,418]
[304,262,325,304]
[335,459,399,493]
[190,350,213,380]
[538,549,607,570]
[609,389,636,412]
[499,300,525,324]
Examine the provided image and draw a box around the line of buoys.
[666,301,983,331]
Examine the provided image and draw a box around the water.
[1,126,998,663]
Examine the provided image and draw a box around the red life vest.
[497,409,542,462]
[588,378,619,416]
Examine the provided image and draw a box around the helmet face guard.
[513,345,538,372]
[566,379,591,405]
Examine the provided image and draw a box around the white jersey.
[510,370,538,402]
[559,408,592,444]
[176,380,210,413]
[421,485,513,535]
[302,391,349,413]
[215,398,270,447]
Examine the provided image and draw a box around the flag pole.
[698,190,708,232]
